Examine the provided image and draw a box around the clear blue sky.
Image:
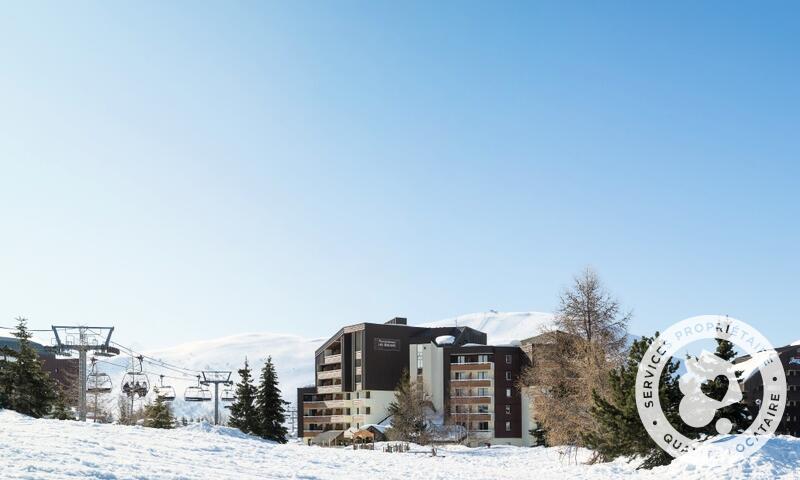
[0,2,797,349]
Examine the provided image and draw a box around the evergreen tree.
[700,339,750,435]
[181,416,188,427]
[255,356,288,442]
[583,333,684,469]
[387,369,433,444]
[7,318,57,417]
[52,387,75,420]
[144,395,175,429]
[0,345,15,409]
[228,358,259,434]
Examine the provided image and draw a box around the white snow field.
[2,410,799,480]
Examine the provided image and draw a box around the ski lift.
[155,374,176,401]
[184,375,212,402]
[221,382,236,402]
[86,357,113,394]
[121,355,149,398]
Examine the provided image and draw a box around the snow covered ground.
[2,409,799,480]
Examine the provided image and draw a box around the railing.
[303,415,332,423]
[317,369,342,380]
[450,379,492,387]
[330,415,352,423]
[323,354,342,365]
[317,385,342,394]
[450,362,493,371]
[304,399,350,409]
[449,395,492,404]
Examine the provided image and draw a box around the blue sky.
[0,2,797,350]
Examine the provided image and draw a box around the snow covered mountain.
[93,311,554,421]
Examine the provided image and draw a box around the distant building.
[297,317,534,446]
[0,336,79,392]
[737,344,800,437]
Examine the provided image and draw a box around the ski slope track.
[1,409,799,480]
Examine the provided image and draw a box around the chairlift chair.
[184,375,212,402]
[86,357,113,394]
[221,382,236,403]
[155,374,176,401]
[121,355,149,398]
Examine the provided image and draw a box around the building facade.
[297,317,533,446]
[738,344,800,437]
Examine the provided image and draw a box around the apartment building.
[738,343,800,437]
[297,317,533,446]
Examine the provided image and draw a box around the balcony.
[450,413,493,422]
[451,362,492,371]
[450,395,492,405]
[450,379,492,388]
[317,385,342,394]
[330,415,352,423]
[303,415,332,423]
[317,369,342,380]
[323,354,342,365]
[303,399,350,409]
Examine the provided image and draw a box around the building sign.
[374,338,400,352]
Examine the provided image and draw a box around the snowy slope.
[2,409,799,480]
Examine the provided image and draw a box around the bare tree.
[520,268,630,448]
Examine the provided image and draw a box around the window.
[365,407,371,414]
[417,347,424,375]
[476,371,488,380]
[505,354,512,364]
[365,391,371,399]
[477,422,489,431]
[478,354,488,363]
[454,371,466,380]
[455,388,464,397]
[505,405,511,415]
[505,371,512,381]
[505,421,511,431]
[478,387,490,396]
[506,388,513,398]
[356,408,360,414]
[457,355,465,364]
[477,405,489,413]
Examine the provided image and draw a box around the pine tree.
[255,356,288,442]
[7,318,57,417]
[0,345,15,409]
[387,369,432,444]
[144,395,175,429]
[228,358,259,434]
[52,387,75,420]
[583,333,684,469]
[700,339,750,435]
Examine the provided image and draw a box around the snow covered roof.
[435,335,455,345]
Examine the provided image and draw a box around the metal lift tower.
[51,326,117,422]
[201,370,232,426]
